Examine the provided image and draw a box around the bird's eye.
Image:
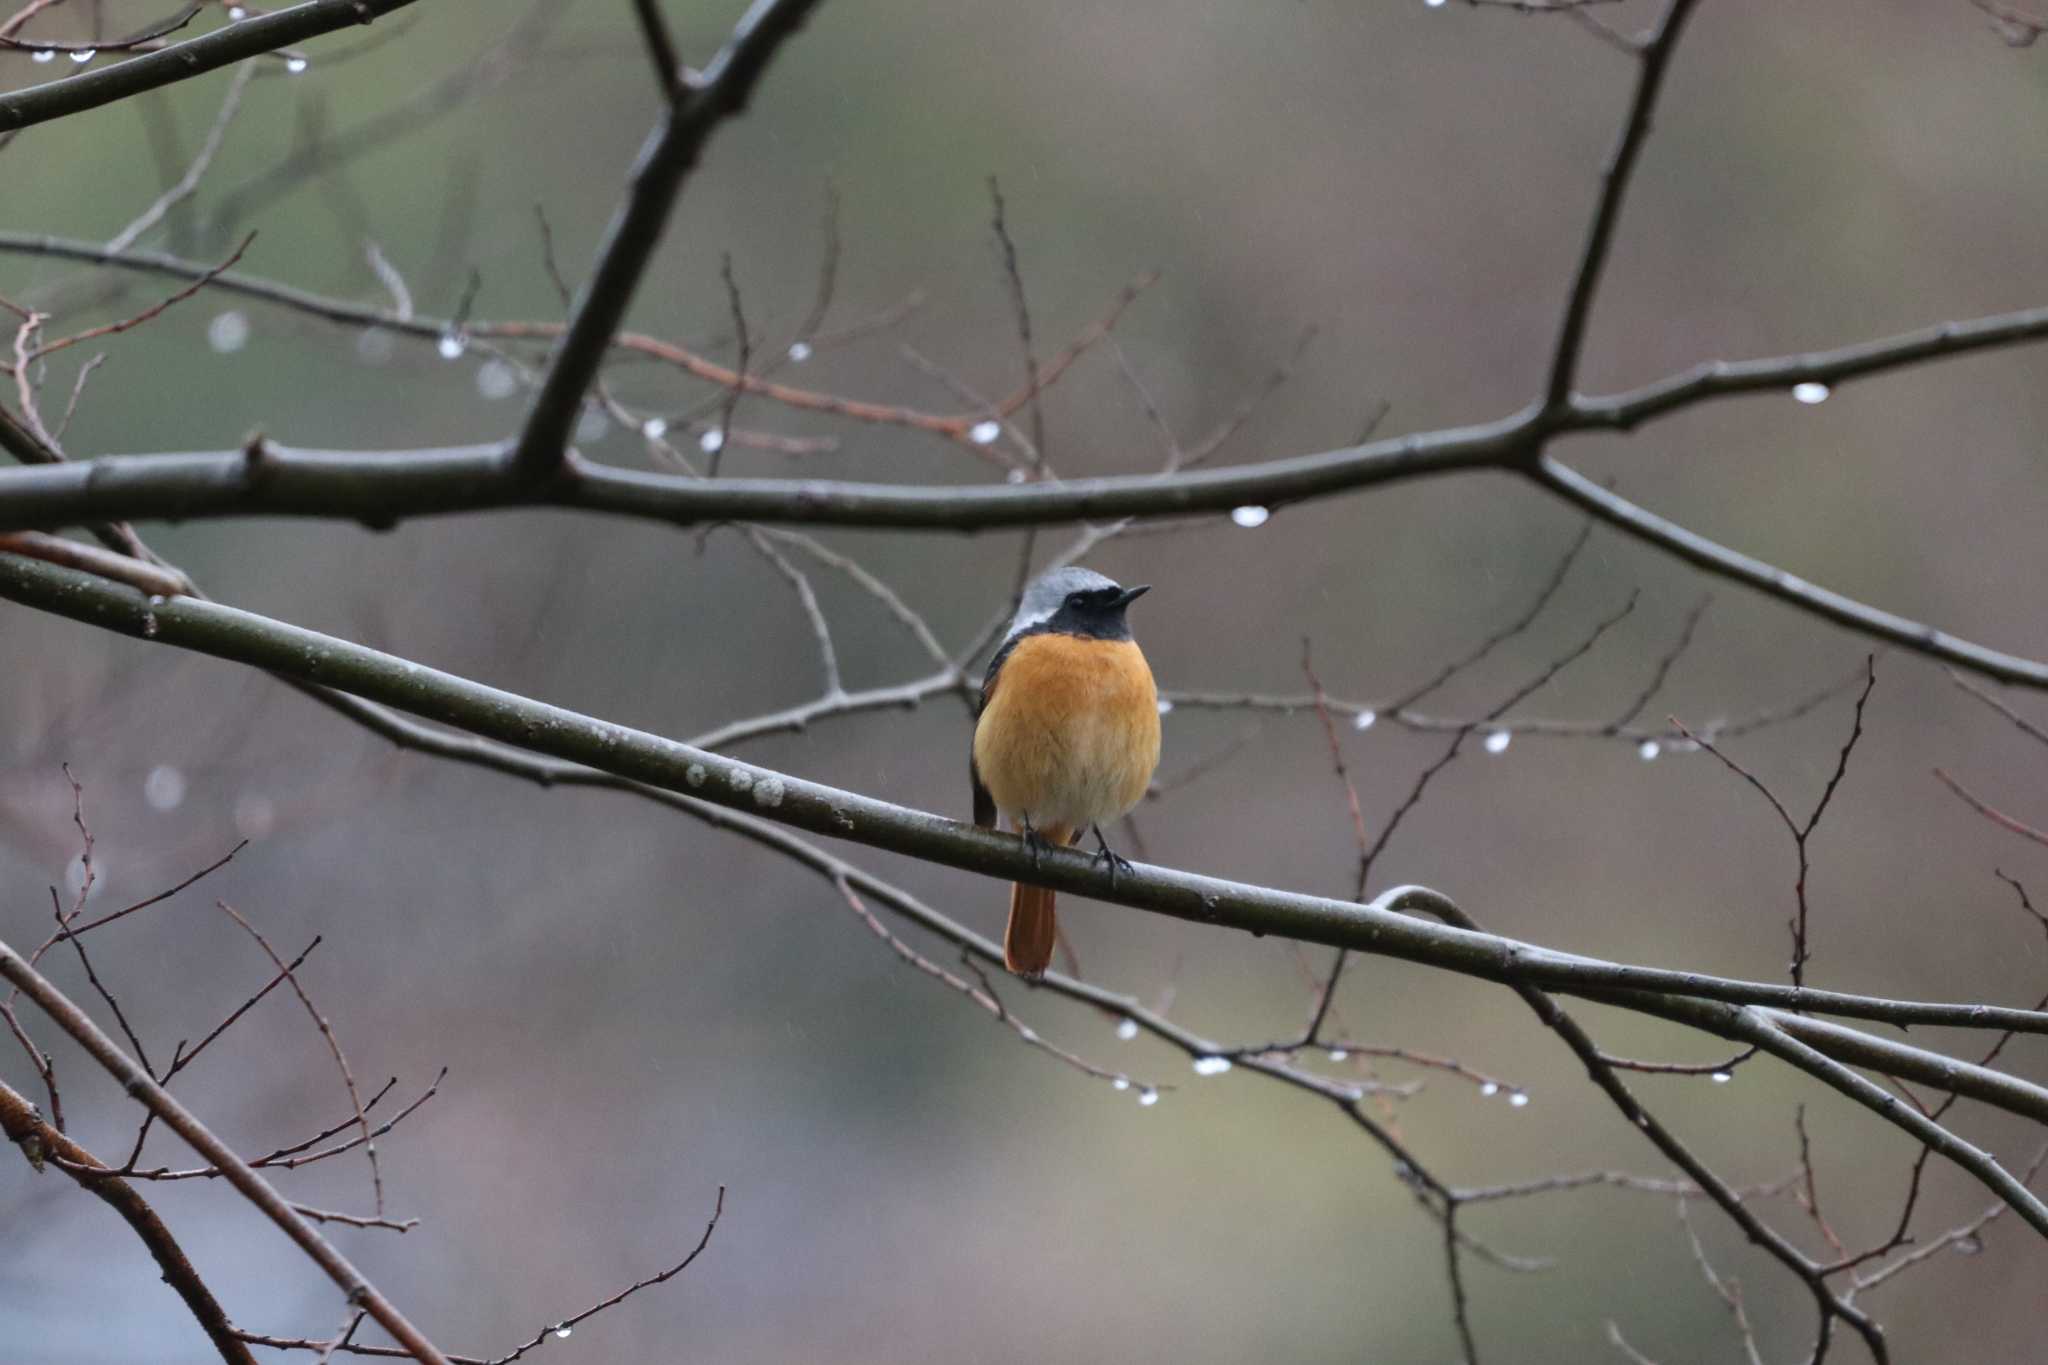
[1065,592,1085,608]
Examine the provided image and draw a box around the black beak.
[1112,585,1151,608]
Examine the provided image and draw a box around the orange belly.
[973,634,1161,832]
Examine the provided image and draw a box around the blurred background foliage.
[3,1,2048,1360]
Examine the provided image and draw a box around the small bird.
[972,567,1161,976]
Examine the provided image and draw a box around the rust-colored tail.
[1004,823,1073,976]
[1005,881,1057,976]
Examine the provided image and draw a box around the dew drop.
[1953,1234,1983,1256]
[1004,467,1027,484]
[1115,1017,1139,1041]
[474,358,518,401]
[1353,709,1377,731]
[30,49,54,63]
[1710,1070,1733,1084]
[436,331,467,360]
[1328,1048,1350,1062]
[1230,504,1270,529]
[787,340,813,363]
[1480,1081,1500,1097]
[1137,1087,1160,1107]
[553,1324,573,1340]
[968,419,1001,445]
[207,311,249,354]
[1425,0,1448,7]
[143,764,186,813]
[228,4,247,18]
[1483,729,1511,755]
[1111,1075,1130,1091]
[1508,1091,1530,1108]
[1192,1056,1232,1077]
[1155,698,1175,716]
[285,56,309,75]
[1792,381,1831,405]
[698,427,726,454]
[641,417,669,441]
[68,48,95,63]
[1637,739,1661,762]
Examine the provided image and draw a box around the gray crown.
[1007,566,1120,636]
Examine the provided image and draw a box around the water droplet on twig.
[1137,1087,1160,1107]
[1483,730,1511,755]
[1230,505,1270,528]
[436,331,467,360]
[787,341,812,362]
[1353,710,1377,731]
[68,48,95,63]
[699,427,726,454]
[1115,1018,1139,1041]
[1192,1056,1232,1076]
[30,49,54,63]
[1792,381,1831,405]
[285,56,309,75]
[1508,1091,1530,1108]
[969,419,1001,445]
[1638,739,1661,762]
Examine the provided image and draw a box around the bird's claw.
[1090,826,1135,889]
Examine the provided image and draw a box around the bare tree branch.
[0,939,450,1365]
[510,0,826,476]
[7,549,2048,1047]
[0,0,425,133]
[0,1077,258,1365]
[1542,0,1700,409]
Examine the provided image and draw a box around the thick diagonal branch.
[6,549,2048,1045]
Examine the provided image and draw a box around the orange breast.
[972,634,1161,832]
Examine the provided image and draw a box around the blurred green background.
[4,1,2048,1360]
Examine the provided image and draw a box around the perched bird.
[971,567,1161,976]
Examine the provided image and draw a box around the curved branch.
[5,548,2048,1042]
[1529,455,2048,688]
[0,0,424,134]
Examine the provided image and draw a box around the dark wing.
[970,634,1024,828]
[971,754,996,828]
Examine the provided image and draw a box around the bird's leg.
[1019,815,1050,872]
[1090,824,1136,889]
